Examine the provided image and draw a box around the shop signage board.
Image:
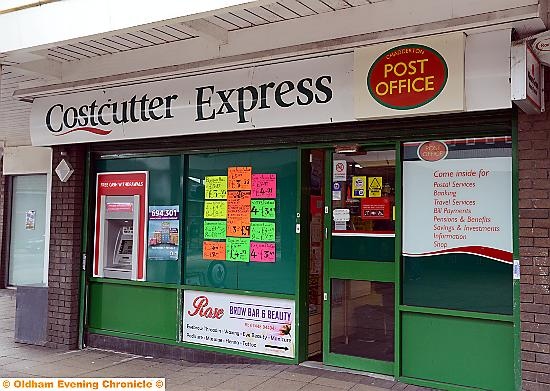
[402,138,512,263]
[30,54,353,146]
[511,41,544,114]
[532,30,550,66]
[182,290,295,358]
[354,32,465,119]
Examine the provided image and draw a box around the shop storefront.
[27,30,519,390]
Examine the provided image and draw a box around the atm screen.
[119,240,133,255]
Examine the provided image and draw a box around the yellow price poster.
[204,201,227,219]
[205,176,228,199]
[368,177,382,197]
[352,176,367,198]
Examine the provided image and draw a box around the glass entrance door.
[323,148,396,375]
[8,175,48,286]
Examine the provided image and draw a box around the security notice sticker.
[352,176,367,198]
[368,177,382,197]
[361,197,390,220]
[183,290,295,358]
[333,160,347,181]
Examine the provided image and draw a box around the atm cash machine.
[97,195,140,280]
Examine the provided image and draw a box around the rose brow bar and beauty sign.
[183,290,295,358]
[30,55,353,146]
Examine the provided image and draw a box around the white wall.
[3,146,51,175]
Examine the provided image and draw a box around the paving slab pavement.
[0,290,435,390]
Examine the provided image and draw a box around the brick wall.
[519,69,550,391]
[47,145,85,349]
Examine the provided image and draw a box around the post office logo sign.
[354,32,465,120]
[367,44,448,110]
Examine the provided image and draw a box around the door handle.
[325,227,328,239]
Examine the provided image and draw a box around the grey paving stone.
[0,356,24,367]
[213,375,271,391]
[311,376,356,390]
[250,378,306,391]
[360,377,398,388]
[350,384,388,391]
[17,362,92,377]
[275,369,318,383]
[300,384,340,391]
[185,373,237,388]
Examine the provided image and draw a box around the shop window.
[331,150,396,262]
[402,137,513,315]
[185,149,297,295]
[94,156,183,284]
[8,175,48,286]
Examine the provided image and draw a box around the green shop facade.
[29,32,521,390]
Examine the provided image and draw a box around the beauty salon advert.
[183,290,295,358]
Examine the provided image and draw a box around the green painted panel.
[329,260,394,282]
[332,236,395,262]
[401,312,513,391]
[88,282,178,339]
[95,155,183,284]
[185,149,297,295]
[403,254,512,315]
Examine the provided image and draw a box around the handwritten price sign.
[250,242,276,263]
[203,241,226,260]
[252,174,276,199]
[205,176,228,200]
[228,167,252,191]
[251,200,275,219]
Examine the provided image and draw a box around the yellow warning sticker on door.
[368,177,382,197]
[352,176,367,198]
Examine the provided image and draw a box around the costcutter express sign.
[30,54,353,146]
[355,32,465,119]
[183,290,295,358]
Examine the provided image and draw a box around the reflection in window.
[332,150,395,234]
[330,279,394,361]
